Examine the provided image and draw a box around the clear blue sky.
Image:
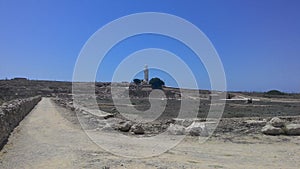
[1,0,300,92]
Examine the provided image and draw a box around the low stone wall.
[0,96,41,149]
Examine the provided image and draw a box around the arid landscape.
[1,1,300,168]
[0,79,300,168]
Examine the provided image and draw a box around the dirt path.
[0,98,101,168]
[0,98,299,168]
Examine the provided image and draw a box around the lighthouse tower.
[144,65,149,84]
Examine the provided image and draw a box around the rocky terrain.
[1,79,300,138]
[53,80,300,138]
[54,95,300,138]
[1,79,300,168]
[0,79,71,104]
[1,98,299,169]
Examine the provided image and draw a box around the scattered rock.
[284,124,300,135]
[103,114,114,119]
[80,108,114,119]
[0,109,4,116]
[81,110,88,115]
[188,127,203,136]
[118,121,132,132]
[167,124,186,135]
[172,118,184,123]
[131,124,145,135]
[186,122,209,137]
[111,107,117,112]
[245,98,253,104]
[261,124,284,135]
[269,117,285,127]
[172,118,193,127]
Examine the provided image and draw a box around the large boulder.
[269,117,285,127]
[284,124,300,135]
[261,124,284,135]
[118,121,132,132]
[186,122,209,137]
[131,124,145,135]
[167,124,186,135]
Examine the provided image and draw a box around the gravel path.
[0,98,299,168]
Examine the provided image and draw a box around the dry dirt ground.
[0,98,300,169]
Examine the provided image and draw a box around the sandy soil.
[0,98,299,169]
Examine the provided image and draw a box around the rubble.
[269,117,285,127]
[118,121,133,132]
[131,124,145,135]
[261,124,284,135]
[186,122,209,137]
[167,124,186,135]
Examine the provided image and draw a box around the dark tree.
[149,77,165,89]
[133,79,142,85]
[265,90,285,95]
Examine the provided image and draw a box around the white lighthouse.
[144,64,149,84]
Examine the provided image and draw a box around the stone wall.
[0,96,41,149]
